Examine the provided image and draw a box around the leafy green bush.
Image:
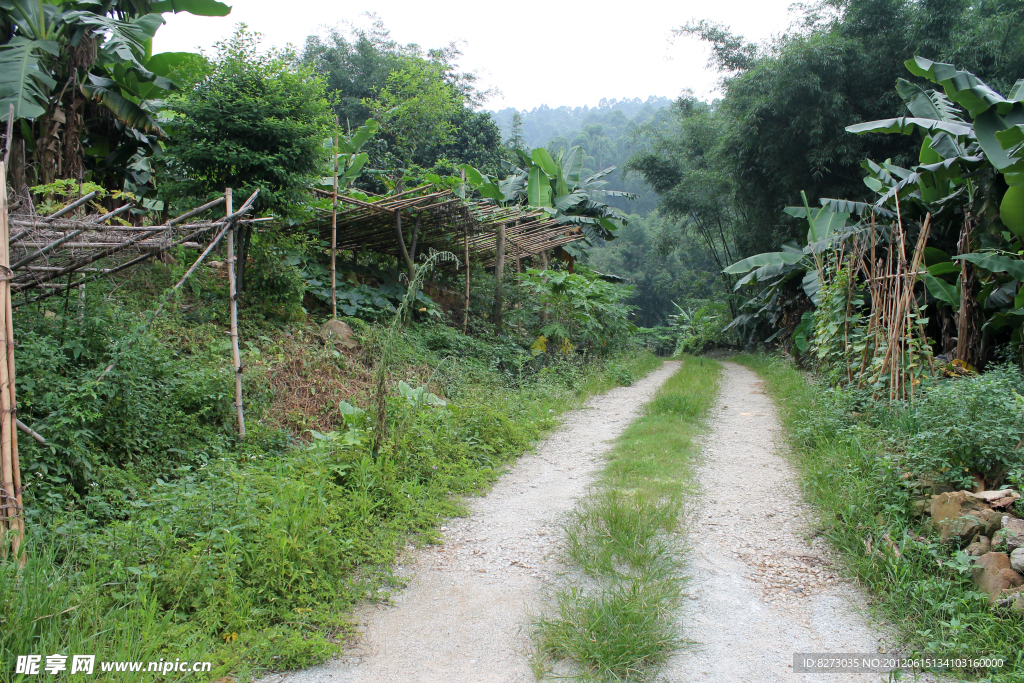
[669,300,732,355]
[246,231,311,319]
[908,366,1024,488]
[15,300,244,526]
[512,268,636,355]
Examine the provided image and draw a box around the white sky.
[153,0,799,111]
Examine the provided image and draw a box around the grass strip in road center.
[533,355,722,682]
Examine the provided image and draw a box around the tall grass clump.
[735,353,1024,682]
[534,356,721,682]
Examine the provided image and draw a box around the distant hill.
[488,96,674,216]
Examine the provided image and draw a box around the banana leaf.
[0,37,58,120]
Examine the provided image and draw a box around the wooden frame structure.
[309,185,587,265]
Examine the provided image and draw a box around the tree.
[676,0,1024,255]
[628,97,741,303]
[302,18,503,175]
[162,25,333,289]
[506,111,525,153]
[362,59,459,164]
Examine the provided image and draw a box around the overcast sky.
[153,0,798,111]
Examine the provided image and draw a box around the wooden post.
[461,169,469,334]
[0,154,23,560]
[463,228,470,334]
[226,189,246,439]
[514,242,522,337]
[331,135,338,319]
[492,222,506,334]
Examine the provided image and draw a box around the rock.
[981,509,1003,538]
[966,535,991,557]
[995,516,1024,553]
[974,489,1020,503]
[911,499,931,518]
[975,489,1021,510]
[972,552,1024,603]
[1013,548,1024,574]
[931,491,988,521]
[943,516,981,546]
[320,319,358,350]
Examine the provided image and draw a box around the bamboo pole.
[0,158,22,559]
[492,222,506,334]
[463,228,470,335]
[331,135,338,319]
[226,189,245,440]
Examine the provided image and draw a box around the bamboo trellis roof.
[310,185,586,265]
[7,191,259,307]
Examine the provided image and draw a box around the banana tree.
[0,0,228,192]
[847,57,1024,364]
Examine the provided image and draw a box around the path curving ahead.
[274,361,682,683]
[663,361,947,683]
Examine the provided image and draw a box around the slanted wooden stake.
[331,135,338,319]
[226,189,246,439]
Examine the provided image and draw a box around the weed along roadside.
[735,354,1024,683]
[533,356,720,681]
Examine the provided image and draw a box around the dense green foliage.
[302,21,504,176]
[739,354,1024,682]
[672,0,1024,254]
[163,27,333,218]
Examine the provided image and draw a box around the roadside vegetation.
[533,356,721,682]
[737,353,1024,681]
[1,257,660,680]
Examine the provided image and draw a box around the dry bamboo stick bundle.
[226,189,245,439]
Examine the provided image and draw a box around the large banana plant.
[0,0,227,190]
[461,145,637,244]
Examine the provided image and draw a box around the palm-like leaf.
[0,37,58,120]
[81,73,166,136]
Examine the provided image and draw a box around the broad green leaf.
[906,56,1016,118]
[459,164,489,187]
[896,78,964,122]
[802,270,821,304]
[974,108,1024,173]
[926,262,961,277]
[954,252,1024,281]
[1001,184,1024,237]
[528,166,552,208]
[149,0,231,15]
[724,251,805,275]
[145,51,196,79]
[846,117,973,138]
[563,146,584,187]
[346,118,378,154]
[0,37,58,120]
[924,246,952,264]
[924,271,960,308]
[553,192,585,212]
[81,75,166,136]
[530,148,558,179]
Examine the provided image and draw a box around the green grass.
[733,352,1024,683]
[534,355,721,682]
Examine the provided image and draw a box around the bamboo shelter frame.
[309,185,587,266]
